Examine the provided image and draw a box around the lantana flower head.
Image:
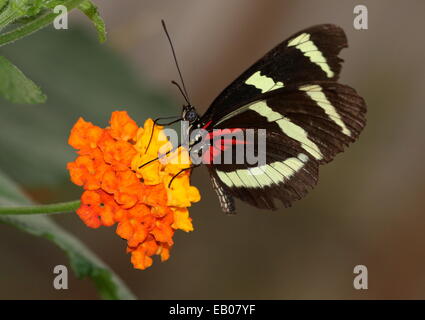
[67,111,200,270]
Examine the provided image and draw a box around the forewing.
[202,24,347,123]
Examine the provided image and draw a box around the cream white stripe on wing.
[248,101,323,160]
[287,33,334,78]
[299,84,351,136]
[245,71,284,93]
[216,171,234,188]
[216,153,308,188]
[226,171,244,187]
[238,168,263,187]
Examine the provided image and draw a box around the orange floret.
[67,112,200,270]
[109,111,138,142]
[68,117,103,151]
[77,190,117,228]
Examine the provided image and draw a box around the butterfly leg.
[168,165,200,188]
[145,116,182,154]
[209,173,236,215]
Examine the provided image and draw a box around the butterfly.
[158,22,366,214]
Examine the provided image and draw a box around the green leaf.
[0,0,45,31]
[0,2,22,31]
[0,170,136,300]
[0,0,86,47]
[0,55,46,103]
[0,0,7,11]
[78,0,106,43]
[13,0,45,16]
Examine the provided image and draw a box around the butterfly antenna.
[161,19,191,104]
[171,80,190,105]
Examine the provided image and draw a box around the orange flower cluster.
[67,111,200,270]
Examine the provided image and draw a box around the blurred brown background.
[1,0,425,299]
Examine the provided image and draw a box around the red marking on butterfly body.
[202,128,250,164]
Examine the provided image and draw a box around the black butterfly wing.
[213,81,366,163]
[201,24,348,124]
[204,81,366,213]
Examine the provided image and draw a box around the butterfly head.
[182,105,199,125]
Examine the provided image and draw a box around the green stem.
[0,0,85,47]
[0,200,80,215]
